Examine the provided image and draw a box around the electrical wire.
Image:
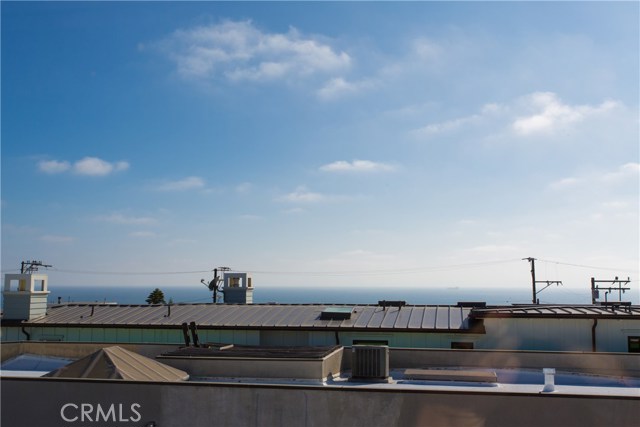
[4,257,635,278]
[537,259,639,274]
[39,258,522,278]
[49,268,211,276]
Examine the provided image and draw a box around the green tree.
[146,288,166,304]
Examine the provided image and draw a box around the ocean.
[13,284,633,306]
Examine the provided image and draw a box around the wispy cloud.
[512,92,618,136]
[73,157,129,176]
[278,186,327,203]
[411,103,502,138]
[235,182,252,193]
[549,163,639,190]
[156,176,206,191]
[283,207,306,214]
[41,234,74,243]
[38,157,129,176]
[157,20,350,84]
[601,162,640,183]
[320,159,396,173]
[96,213,158,226]
[317,77,375,100]
[129,231,157,238]
[411,92,620,140]
[38,160,71,174]
[548,177,582,191]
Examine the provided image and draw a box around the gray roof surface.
[471,304,640,319]
[160,345,341,359]
[23,303,474,332]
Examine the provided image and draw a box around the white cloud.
[38,160,71,174]
[549,177,582,191]
[412,37,442,61]
[411,92,621,140]
[156,176,205,191]
[317,77,375,100]
[96,213,157,226]
[73,157,129,176]
[320,159,396,173]
[235,182,252,193]
[412,114,482,137]
[601,162,640,183]
[38,157,128,176]
[159,20,350,83]
[512,92,618,136]
[550,163,639,190]
[278,186,327,203]
[283,207,306,214]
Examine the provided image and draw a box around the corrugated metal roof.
[471,304,640,319]
[23,303,474,332]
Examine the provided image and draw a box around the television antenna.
[201,266,231,303]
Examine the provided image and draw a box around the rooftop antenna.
[20,260,52,274]
[590,277,630,304]
[201,266,231,303]
[523,257,562,304]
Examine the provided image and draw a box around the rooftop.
[14,303,478,332]
[471,304,640,319]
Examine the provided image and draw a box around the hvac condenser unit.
[350,345,390,382]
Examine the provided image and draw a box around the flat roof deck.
[191,367,640,398]
[160,344,341,359]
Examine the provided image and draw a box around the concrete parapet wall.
[159,347,343,381]
[1,341,181,362]
[4,342,638,378]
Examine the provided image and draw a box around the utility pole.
[524,257,537,304]
[590,277,630,304]
[523,257,562,304]
[20,260,52,274]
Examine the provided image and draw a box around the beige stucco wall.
[2,377,637,427]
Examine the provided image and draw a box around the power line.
[239,259,523,277]
[33,259,522,278]
[8,257,633,279]
[49,268,211,276]
[537,259,639,273]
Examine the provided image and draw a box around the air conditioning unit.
[350,345,390,382]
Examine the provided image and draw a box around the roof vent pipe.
[189,321,200,347]
[542,368,556,392]
[181,323,191,347]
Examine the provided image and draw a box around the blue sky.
[2,2,638,296]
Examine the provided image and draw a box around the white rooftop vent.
[350,345,390,382]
